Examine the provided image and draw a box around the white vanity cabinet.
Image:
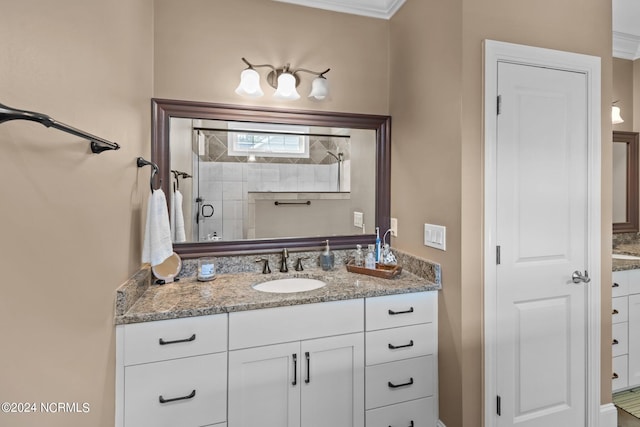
[364,292,438,427]
[227,299,365,427]
[612,269,640,392]
[115,314,228,427]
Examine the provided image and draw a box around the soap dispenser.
[320,239,335,271]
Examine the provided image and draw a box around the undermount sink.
[252,278,327,293]
[613,253,640,260]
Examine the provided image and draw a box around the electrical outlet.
[390,218,398,237]
[424,223,446,251]
[353,211,364,228]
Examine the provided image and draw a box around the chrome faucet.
[279,248,289,273]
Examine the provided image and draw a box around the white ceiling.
[275,0,640,60]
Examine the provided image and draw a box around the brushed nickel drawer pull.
[613,372,619,380]
[305,352,311,384]
[159,334,196,345]
[388,340,414,350]
[388,307,414,315]
[158,389,196,404]
[388,377,414,388]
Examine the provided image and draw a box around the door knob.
[572,270,591,284]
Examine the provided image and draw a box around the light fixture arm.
[293,67,331,78]
[241,57,277,73]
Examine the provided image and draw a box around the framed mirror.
[613,130,639,233]
[151,98,391,257]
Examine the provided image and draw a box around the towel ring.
[136,157,161,193]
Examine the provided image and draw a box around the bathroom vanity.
[114,259,440,427]
[612,265,640,391]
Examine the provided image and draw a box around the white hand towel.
[170,190,176,242]
[173,189,186,243]
[142,189,173,267]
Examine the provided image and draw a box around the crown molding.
[613,31,640,60]
[272,0,406,19]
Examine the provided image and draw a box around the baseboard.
[437,420,446,427]
[600,402,618,427]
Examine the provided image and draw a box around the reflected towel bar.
[275,201,311,206]
[0,102,120,153]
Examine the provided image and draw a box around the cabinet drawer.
[229,299,363,350]
[613,271,629,297]
[365,397,434,427]
[612,296,629,323]
[366,292,436,331]
[366,355,434,409]
[628,270,640,295]
[613,355,629,391]
[366,323,435,366]
[613,322,629,357]
[123,315,227,366]
[124,353,227,427]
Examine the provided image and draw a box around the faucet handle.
[255,258,271,274]
[295,257,308,271]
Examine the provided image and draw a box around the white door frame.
[483,40,602,427]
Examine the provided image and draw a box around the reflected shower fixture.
[235,57,330,101]
[612,100,624,124]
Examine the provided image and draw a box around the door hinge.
[496,245,501,265]
[497,395,501,416]
[497,95,502,115]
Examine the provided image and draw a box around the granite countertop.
[613,242,640,271]
[115,250,441,325]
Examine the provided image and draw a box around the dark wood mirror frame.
[613,130,639,234]
[151,98,391,258]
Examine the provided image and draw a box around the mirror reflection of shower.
[326,151,343,191]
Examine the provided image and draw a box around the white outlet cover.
[390,217,398,237]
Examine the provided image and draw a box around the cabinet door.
[628,294,640,387]
[301,333,364,427]
[228,342,300,427]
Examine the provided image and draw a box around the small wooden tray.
[346,261,402,279]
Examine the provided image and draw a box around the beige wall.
[154,0,390,115]
[613,57,634,131]
[0,1,153,426]
[391,0,612,426]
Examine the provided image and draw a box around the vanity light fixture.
[235,58,330,101]
[612,100,624,124]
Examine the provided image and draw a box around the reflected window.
[228,122,309,158]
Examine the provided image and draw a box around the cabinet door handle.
[613,309,619,315]
[613,372,619,380]
[305,351,311,384]
[388,377,414,388]
[388,422,414,427]
[613,339,619,345]
[388,340,414,350]
[292,354,297,386]
[158,389,196,404]
[388,307,414,315]
[613,282,620,288]
[159,334,196,346]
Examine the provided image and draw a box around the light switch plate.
[353,211,364,228]
[424,223,446,251]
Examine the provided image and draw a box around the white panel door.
[301,333,364,427]
[228,342,300,427]
[495,62,588,427]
